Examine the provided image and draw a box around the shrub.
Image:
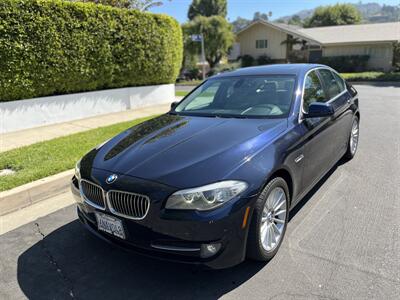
[207,61,240,76]
[318,55,370,72]
[0,0,183,101]
[185,67,202,80]
[240,55,254,67]
[341,72,400,82]
[256,55,273,65]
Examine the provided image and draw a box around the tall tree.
[253,11,272,21]
[231,17,251,32]
[253,12,268,21]
[183,16,235,69]
[75,0,170,10]
[288,15,302,26]
[304,4,362,27]
[188,0,227,20]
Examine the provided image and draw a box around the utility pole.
[200,33,206,80]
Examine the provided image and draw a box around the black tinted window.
[303,71,326,112]
[318,69,343,99]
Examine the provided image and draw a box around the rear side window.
[318,69,344,99]
[332,71,345,91]
[303,71,327,112]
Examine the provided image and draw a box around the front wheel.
[344,116,359,160]
[247,177,289,261]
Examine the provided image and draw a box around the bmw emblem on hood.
[106,174,118,184]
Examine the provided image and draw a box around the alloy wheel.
[350,118,359,155]
[260,187,287,252]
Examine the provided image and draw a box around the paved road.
[1,84,399,299]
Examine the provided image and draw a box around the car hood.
[87,114,287,188]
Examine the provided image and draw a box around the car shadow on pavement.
[16,159,346,300]
[17,219,265,299]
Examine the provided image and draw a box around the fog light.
[200,243,221,258]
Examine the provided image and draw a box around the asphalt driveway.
[1,84,399,299]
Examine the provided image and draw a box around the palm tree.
[281,35,305,63]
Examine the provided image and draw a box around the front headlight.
[165,180,248,211]
[75,159,81,180]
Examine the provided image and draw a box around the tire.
[344,116,359,160]
[247,177,290,261]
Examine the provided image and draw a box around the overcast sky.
[150,0,399,23]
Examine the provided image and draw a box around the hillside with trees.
[276,2,399,27]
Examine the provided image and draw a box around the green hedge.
[0,0,183,101]
[318,55,370,72]
[341,72,400,82]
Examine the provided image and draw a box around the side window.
[318,69,343,99]
[332,71,345,91]
[256,39,268,49]
[303,71,327,112]
[184,82,220,110]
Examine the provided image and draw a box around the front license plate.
[95,212,126,239]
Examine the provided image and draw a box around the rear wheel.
[247,177,289,261]
[344,116,359,160]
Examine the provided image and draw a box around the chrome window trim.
[299,66,347,123]
[106,189,150,221]
[79,179,107,211]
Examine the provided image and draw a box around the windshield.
[174,75,296,118]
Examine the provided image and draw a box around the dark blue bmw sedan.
[71,64,360,269]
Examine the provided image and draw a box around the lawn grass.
[0,115,156,192]
[175,90,190,97]
[341,72,400,82]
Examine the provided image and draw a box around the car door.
[317,69,354,153]
[300,70,344,193]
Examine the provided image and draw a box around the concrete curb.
[0,169,73,216]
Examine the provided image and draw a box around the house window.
[256,39,268,49]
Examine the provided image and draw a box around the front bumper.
[71,174,254,269]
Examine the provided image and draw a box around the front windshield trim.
[170,111,288,119]
[172,74,297,119]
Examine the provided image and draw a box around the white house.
[232,20,400,71]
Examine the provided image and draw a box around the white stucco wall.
[322,43,394,71]
[237,23,287,59]
[0,84,174,133]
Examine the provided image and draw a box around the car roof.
[212,63,327,78]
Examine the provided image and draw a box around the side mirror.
[170,101,179,110]
[304,102,334,118]
[346,81,358,97]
